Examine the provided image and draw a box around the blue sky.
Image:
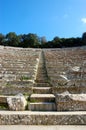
[0,0,86,40]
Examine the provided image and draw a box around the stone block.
[55,91,86,111]
[7,93,27,111]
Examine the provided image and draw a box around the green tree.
[21,33,40,48]
[82,32,86,45]
[0,33,5,45]
[52,36,62,48]
[6,32,20,47]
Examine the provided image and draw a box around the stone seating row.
[44,47,86,93]
[0,46,41,95]
[0,92,86,111]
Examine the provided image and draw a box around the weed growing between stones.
[6,82,12,87]
[20,76,31,81]
[0,103,8,110]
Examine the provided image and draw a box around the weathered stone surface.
[55,91,86,111]
[52,85,86,94]
[7,93,27,111]
[0,96,8,103]
[55,74,69,86]
[0,111,86,125]
[0,86,33,95]
[44,47,86,89]
[33,87,51,94]
[0,80,33,95]
[28,102,56,111]
[0,46,41,95]
[30,94,55,102]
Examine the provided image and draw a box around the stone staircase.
[28,50,56,111]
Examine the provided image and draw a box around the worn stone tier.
[0,46,41,95]
[56,92,86,111]
[44,47,86,94]
[0,111,86,125]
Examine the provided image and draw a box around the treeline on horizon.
[0,32,86,48]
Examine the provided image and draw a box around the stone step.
[28,102,56,111]
[36,78,48,82]
[36,74,48,77]
[36,70,47,73]
[34,83,50,87]
[36,74,47,77]
[30,94,55,102]
[36,73,47,75]
[37,69,46,71]
[33,87,51,94]
[35,79,48,83]
[0,96,8,103]
[36,76,47,79]
[35,79,48,82]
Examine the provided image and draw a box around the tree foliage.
[0,33,5,45]
[5,32,20,47]
[82,32,86,45]
[0,32,85,48]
